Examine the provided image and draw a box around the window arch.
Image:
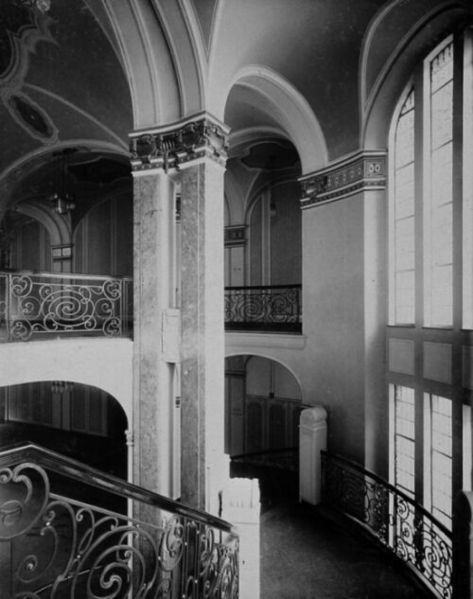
[389,36,459,328]
[388,30,473,536]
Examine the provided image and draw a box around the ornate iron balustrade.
[231,447,298,473]
[224,284,301,332]
[0,271,132,341]
[321,451,452,599]
[0,443,238,598]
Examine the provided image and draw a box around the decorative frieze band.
[299,150,386,208]
[130,112,229,172]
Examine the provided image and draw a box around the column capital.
[129,112,230,173]
[299,149,387,209]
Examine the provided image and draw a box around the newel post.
[453,491,473,599]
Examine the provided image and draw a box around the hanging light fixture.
[49,149,76,216]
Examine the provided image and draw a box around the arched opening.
[2,211,51,271]
[0,380,128,479]
[225,355,303,510]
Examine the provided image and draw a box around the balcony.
[224,285,302,333]
[0,271,132,342]
[0,272,302,342]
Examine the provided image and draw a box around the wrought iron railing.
[231,447,298,472]
[0,443,238,598]
[224,284,301,332]
[0,271,132,341]
[321,451,452,599]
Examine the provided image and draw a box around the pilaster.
[131,167,175,502]
[299,150,387,472]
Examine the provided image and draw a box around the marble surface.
[180,159,226,511]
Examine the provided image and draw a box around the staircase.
[0,443,239,598]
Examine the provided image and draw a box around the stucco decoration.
[0,0,57,143]
[130,112,229,172]
[6,90,57,142]
[300,150,386,208]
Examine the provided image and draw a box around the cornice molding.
[299,150,387,209]
[129,112,229,172]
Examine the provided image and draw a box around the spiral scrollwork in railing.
[0,444,238,599]
[1,271,131,340]
[225,284,301,332]
[0,463,49,540]
[321,451,452,599]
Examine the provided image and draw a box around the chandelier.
[49,149,76,216]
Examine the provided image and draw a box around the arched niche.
[224,354,303,458]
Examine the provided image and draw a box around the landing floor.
[260,502,430,599]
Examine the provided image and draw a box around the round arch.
[1,379,129,477]
[100,0,207,126]
[0,140,128,219]
[223,65,327,175]
[362,1,471,148]
[225,354,303,484]
[0,338,133,426]
[225,351,303,401]
[16,200,70,247]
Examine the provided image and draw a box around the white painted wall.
[0,338,133,424]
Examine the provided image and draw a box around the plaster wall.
[0,338,133,423]
[300,196,366,463]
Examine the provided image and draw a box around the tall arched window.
[389,88,415,325]
[388,31,473,532]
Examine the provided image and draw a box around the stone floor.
[260,503,429,599]
[232,460,430,599]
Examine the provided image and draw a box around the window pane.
[425,42,454,327]
[430,394,452,528]
[463,34,473,328]
[392,90,416,324]
[394,385,415,496]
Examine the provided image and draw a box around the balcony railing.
[0,443,239,598]
[0,271,132,341]
[321,451,452,599]
[0,272,302,341]
[225,284,302,332]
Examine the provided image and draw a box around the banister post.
[222,477,260,599]
[453,491,473,599]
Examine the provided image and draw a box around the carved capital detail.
[299,150,386,208]
[129,112,229,172]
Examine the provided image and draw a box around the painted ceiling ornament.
[0,0,57,143]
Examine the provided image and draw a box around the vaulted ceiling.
[1,0,472,219]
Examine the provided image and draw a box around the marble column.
[130,113,229,514]
[180,156,227,512]
[130,162,175,501]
